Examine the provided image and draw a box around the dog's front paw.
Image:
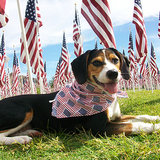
[1,136,32,145]
[13,136,33,144]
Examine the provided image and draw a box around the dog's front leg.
[104,121,160,136]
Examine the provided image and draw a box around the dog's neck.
[51,80,116,118]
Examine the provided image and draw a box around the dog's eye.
[112,58,119,64]
[92,60,104,67]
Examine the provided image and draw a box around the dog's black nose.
[106,70,118,80]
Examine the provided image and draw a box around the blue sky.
[2,0,160,82]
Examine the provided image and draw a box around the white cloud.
[4,0,159,51]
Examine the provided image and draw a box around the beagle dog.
[0,48,160,145]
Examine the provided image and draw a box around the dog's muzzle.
[106,70,118,80]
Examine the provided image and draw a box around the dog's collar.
[51,81,115,118]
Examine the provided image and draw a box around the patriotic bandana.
[51,81,115,118]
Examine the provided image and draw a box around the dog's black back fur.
[0,92,110,135]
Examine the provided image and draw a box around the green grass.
[1,90,160,160]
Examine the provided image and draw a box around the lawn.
[0,90,160,160]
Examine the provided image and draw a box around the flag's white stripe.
[81,3,114,47]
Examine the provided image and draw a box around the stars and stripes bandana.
[51,81,115,118]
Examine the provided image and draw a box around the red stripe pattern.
[0,33,5,87]
[73,6,83,57]
[53,33,69,91]
[52,81,115,118]
[132,0,148,62]
[20,0,41,76]
[53,61,60,91]
[150,43,158,78]
[81,0,116,48]
[59,33,69,86]
[128,31,135,72]
[11,51,20,95]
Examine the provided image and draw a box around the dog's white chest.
[108,97,121,121]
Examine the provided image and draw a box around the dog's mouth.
[93,76,118,94]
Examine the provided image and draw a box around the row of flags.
[0,32,50,99]
[1,0,160,98]
[0,0,50,98]
[53,0,160,92]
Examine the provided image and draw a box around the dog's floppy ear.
[108,48,123,69]
[71,50,91,84]
[121,55,130,80]
[108,48,130,80]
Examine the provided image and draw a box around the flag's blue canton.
[44,61,46,72]
[63,109,71,117]
[58,57,62,66]
[75,7,80,27]
[13,51,18,66]
[93,105,103,112]
[86,84,95,92]
[0,34,4,56]
[25,0,36,22]
[70,91,76,98]
[129,32,134,50]
[135,0,142,8]
[16,57,19,66]
[78,108,87,116]
[62,33,67,49]
[75,7,78,25]
[92,96,100,103]
[123,50,125,55]
[151,43,154,58]
[67,99,75,107]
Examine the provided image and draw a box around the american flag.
[35,0,44,79]
[150,43,158,78]
[145,63,151,85]
[34,1,44,82]
[11,50,20,95]
[132,0,148,62]
[20,0,39,76]
[0,0,9,28]
[81,0,116,48]
[58,32,69,86]
[128,31,135,72]
[0,33,5,87]
[73,5,83,57]
[158,11,160,38]
[53,59,61,91]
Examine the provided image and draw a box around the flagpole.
[16,0,34,94]
[147,55,153,93]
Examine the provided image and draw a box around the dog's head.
[71,48,130,94]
